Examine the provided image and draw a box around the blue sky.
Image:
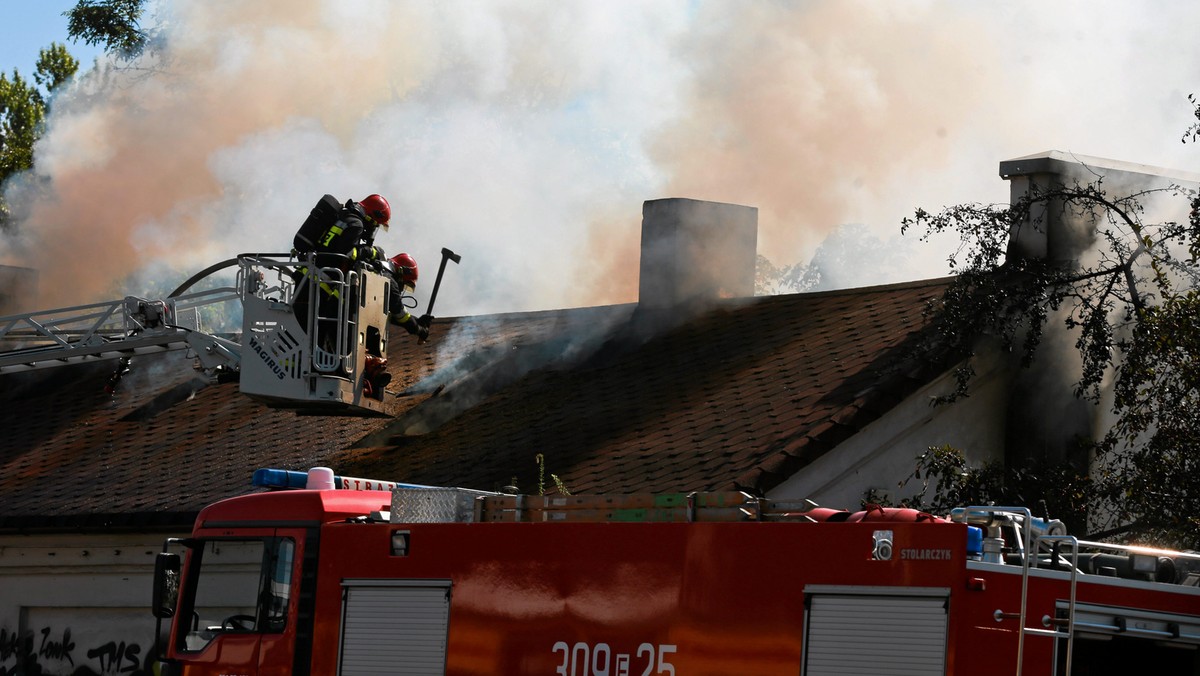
[0,0,103,82]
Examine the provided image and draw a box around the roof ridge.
[439,277,952,322]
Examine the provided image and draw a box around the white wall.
[0,531,185,675]
[0,532,277,675]
[767,359,1011,511]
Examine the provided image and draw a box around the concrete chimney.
[1000,151,1200,264]
[997,151,1200,470]
[638,198,758,309]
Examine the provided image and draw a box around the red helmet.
[359,194,391,229]
[389,252,418,285]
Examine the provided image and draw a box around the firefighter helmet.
[359,194,391,229]
[389,253,418,285]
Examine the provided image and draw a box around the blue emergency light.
[253,468,310,489]
[252,467,433,491]
[966,525,984,558]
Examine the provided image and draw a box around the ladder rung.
[1023,628,1069,639]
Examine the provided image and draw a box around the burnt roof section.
[0,278,950,532]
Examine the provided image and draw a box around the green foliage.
[66,0,148,58]
[1097,290,1200,548]
[34,43,80,91]
[0,72,43,178]
[901,181,1185,403]
[0,44,79,228]
[890,445,1095,537]
[1,0,150,227]
[535,453,570,496]
[1185,93,1200,144]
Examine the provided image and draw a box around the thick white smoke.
[3,0,686,313]
[3,0,1200,315]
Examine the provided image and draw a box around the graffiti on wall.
[0,625,158,676]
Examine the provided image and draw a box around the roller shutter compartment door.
[803,591,948,676]
[338,580,451,676]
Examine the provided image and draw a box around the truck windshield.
[179,537,294,652]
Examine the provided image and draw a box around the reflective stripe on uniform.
[297,266,342,299]
[320,224,344,247]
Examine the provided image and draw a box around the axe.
[420,247,461,330]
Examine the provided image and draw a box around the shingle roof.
[0,278,950,532]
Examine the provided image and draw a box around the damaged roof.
[0,278,951,532]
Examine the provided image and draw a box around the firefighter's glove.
[355,244,385,262]
[416,315,433,344]
[396,314,429,342]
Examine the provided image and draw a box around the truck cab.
[153,489,393,675]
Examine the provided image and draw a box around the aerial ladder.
[0,253,400,416]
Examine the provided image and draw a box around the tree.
[902,148,1200,548]
[0,44,79,229]
[755,223,917,295]
[0,0,149,229]
[66,0,148,58]
[888,444,1096,536]
[755,254,813,296]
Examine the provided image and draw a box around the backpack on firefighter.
[293,194,344,255]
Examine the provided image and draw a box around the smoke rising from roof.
[3,1,1199,315]
[650,2,1004,259]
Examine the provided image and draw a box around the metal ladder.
[290,260,360,376]
[0,287,240,375]
[971,506,1080,676]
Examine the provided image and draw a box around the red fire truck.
[151,468,1200,675]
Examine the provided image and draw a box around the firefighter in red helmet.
[363,251,431,400]
[383,252,429,343]
[293,193,392,268]
[291,193,393,357]
[358,194,391,239]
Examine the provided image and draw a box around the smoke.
[650,2,1006,261]
[3,0,1200,315]
[3,0,686,313]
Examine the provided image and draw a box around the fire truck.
[150,468,1200,675]
[0,252,436,415]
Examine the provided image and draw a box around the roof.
[0,278,951,532]
[998,150,1200,184]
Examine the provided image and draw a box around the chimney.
[1000,150,1200,264]
[997,151,1200,470]
[638,198,758,309]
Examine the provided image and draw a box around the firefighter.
[292,194,393,356]
[303,193,391,273]
[363,252,431,399]
[385,252,431,343]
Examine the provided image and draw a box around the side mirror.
[151,552,181,619]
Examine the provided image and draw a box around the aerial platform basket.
[0,253,399,417]
[237,254,394,416]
